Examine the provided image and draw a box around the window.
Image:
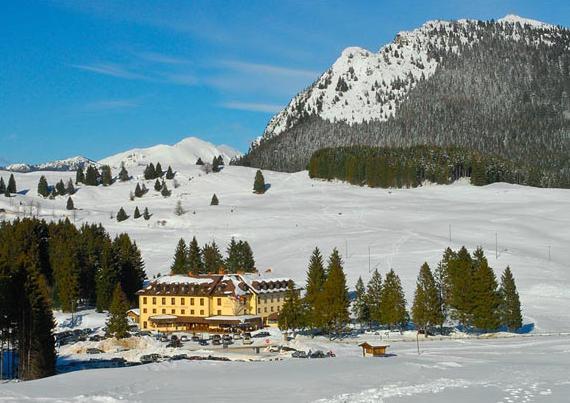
[152,297,156,304]
[171,298,175,305]
[143,308,147,313]
[200,309,204,315]
[143,297,147,304]
[200,298,204,306]
[181,298,185,305]
[152,309,156,314]
[257,296,260,304]
[162,297,166,305]
[277,296,280,302]
[190,298,195,305]
[258,308,261,314]
[143,321,147,329]
[217,298,222,306]
[162,309,166,314]
[181,309,185,315]
[217,310,221,315]
[271,306,274,312]
[264,307,267,313]
[171,309,176,314]
[191,309,195,315]
[277,306,280,312]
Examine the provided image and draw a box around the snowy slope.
[261,15,560,142]
[3,156,97,173]
[99,137,241,169]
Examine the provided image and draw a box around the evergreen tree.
[66,197,74,210]
[143,207,151,220]
[196,157,204,165]
[84,165,99,186]
[366,269,383,325]
[116,207,128,222]
[212,156,221,173]
[411,263,444,335]
[0,177,5,193]
[187,236,203,275]
[4,186,10,198]
[165,165,175,179]
[134,183,144,198]
[447,247,476,327]
[49,222,80,312]
[315,248,350,333]
[100,165,113,186]
[155,162,163,178]
[471,249,501,331]
[278,282,305,331]
[55,179,66,196]
[160,181,171,197]
[202,241,223,274]
[499,267,523,331]
[170,238,189,275]
[95,241,118,312]
[225,238,240,273]
[238,240,255,272]
[304,247,326,327]
[8,173,17,193]
[174,200,185,215]
[37,176,49,197]
[106,284,129,339]
[112,233,146,305]
[253,170,266,194]
[118,164,130,182]
[66,179,75,195]
[154,178,162,191]
[75,167,85,184]
[133,206,141,219]
[380,269,407,330]
[352,276,370,326]
[144,163,156,180]
[210,193,219,205]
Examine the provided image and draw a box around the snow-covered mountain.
[3,156,97,173]
[99,137,241,169]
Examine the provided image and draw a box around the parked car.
[242,336,253,345]
[198,339,209,346]
[170,354,187,361]
[222,334,233,342]
[212,334,221,341]
[166,339,182,348]
[180,335,189,342]
[232,333,242,340]
[159,335,169,342]
[252,331,270,338]
[191,334,200,342]
[138,331,152,337]
[89,334,104,342]
[292,351,307,358]
[140,354,161,364]
[212,339,221,346]
[86,348,104,355]
[309,350,326,359]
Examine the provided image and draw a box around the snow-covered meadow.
[1,162,569,401]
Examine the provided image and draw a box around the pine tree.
[66,197,74,210]
[84,165,99,186]
[4,186,10,198]
[212,156,221,173]
[37,176,49,197]
[278,282,305,331]
[144,163,156,180]
[154,178,162,191]
[202,241,223,274]
[133,206,141,219]
[253,170,266,194]
[0,177,5,193]
[134,183,144,198]
[174,200,185,215]
[100,165,113,186]
[170,238,188,275]
[116,207,128,222]
[76,167,85,184]
[238,241,255,272]
[187,236,203,275]
[315,248,350,334]
[55,179,66,196]
[106,284,129,339]
[304,247,326,327]
[95,242,118,312]
[143,207,151,220]
[380,269,407,330]
[165,166,175,179]
[66,179,75,195]
[225,238,240,273]
[210,194,219,205]
[155,162,163,177]
[499,267,523,331]
[411,263,444,335]
[160,181,171,197]
[112,233,146,305]
[471,249,501,331]
[196,157,204,165]
[118,164,130,182]
[8,173,17,193]
[366,269,383,325]
[352,276,370,327]
[447,246,475,327]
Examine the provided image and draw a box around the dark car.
[252,331,270,338]
[89,334,104,342]
[166,339,182,348]
[198,339,209,346]
[292,351,307,358]
[140,354,161,364]
[170,354,188,361]
[309,350,326,359]
[191,334,200,342]
[212,339,221,346]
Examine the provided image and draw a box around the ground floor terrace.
[145,314,264,333]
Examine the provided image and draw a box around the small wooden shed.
[358,342,390,357]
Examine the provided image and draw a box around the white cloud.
[71,63,148,80]
[84,98,141,111]
[220,102,282,113]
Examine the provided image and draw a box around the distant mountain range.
[2,137,241,173]
[237,15,570,187]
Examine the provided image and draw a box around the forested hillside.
[237,18,570,187]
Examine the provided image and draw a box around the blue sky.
[1,0,569,164]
